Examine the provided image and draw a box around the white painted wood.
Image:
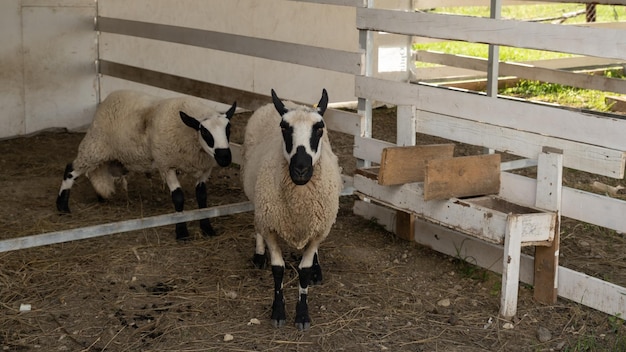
[357,76,626,152]
[353,136,396,163]
[97,17,363,76]
[353,199,396,233]
[0,0,25,139]
[501,215,523,319]
[353,174,554,244]
[416,50,626,95]
[418,112,624,178]
[289,0,366,6]
[413,0,554,8]
[396,105,416,146]
[99,0,360,52]
[0,202,254,253]
[325,109,362,136]
[501,158,537,171]
[500,172,626,234]
[22,0,97,5]
[413,55,626,82]
[559,266,626,318]
[22,6,98,134]
[535,150,563,212]
[355,200,626,318]
[357,8,626,60]
[98,0,359,104]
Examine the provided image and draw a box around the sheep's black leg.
[56,163,75,213]
[195,181,216,237]
[271,265,286,328]
[253,233,267,269]
[172,187,189,241]
[295,267,312,331]
[311,252,323,285]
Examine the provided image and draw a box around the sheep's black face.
[180,101,236,168]
[278,112,325,186]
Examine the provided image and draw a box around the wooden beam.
[395,210,414,241]
[99,60,270,111]
[357,8,626,61]
[378,144,455,185]
[533,149,564,304]
[415,50,626,95]
[356,76,626,153]
[97,17,363,75]
[424,154,501,201]
[0,202,254,253]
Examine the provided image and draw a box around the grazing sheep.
[56,90,236,240]
[241,89,342,330]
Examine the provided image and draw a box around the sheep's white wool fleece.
[74,90,221,183]
[242,102,342,250]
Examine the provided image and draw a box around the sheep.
[241,89,342,330]
[56,90,237,241]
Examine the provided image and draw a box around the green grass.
[415,4,624,61]
[413,5,626,111]
[430,4,623,22]
[502,68,626,112]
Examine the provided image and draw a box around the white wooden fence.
[353,0,626,319]
[1,0,626,321]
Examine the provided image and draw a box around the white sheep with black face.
[241,89,342,330]
[56,90,236,241]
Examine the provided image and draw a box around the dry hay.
[1,108,625,351]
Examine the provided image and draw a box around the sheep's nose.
[289,146,313,185]
[214,148,232,167]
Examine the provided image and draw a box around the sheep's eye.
[313,121,325,137]
[280,120,289,132]
[200,127,215,148]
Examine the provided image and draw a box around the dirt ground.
[1,107,626,352]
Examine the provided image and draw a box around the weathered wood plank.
[607,95,626,113]
[353,136,396,163]
[500,172,626,234]
[424,154,501,201]
[289,0,366,6]
[354,174,554,244]
[354,200,626,319]
[533,149,563,304]
[98,17,363,75]
[0,202,254,253]
[357,8,626,60]
[395,210,414,241]
[416,50,626,95]
[414,0,626,8]
[418,111,626,178]
[378,144,455,185]
[99,60,269,111]
[356,76,626,152]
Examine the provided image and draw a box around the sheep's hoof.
[56,192,71,213]
[175,223,191,241]
[253,253,267,269]
[272,318,287,328]
[271,300,286,328]
[295,301,311,331]
[295,320,311,331]
[199,219,216,237]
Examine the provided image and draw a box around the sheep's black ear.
[180,111,201,131]
[317,89,328,116]
[225,101,237,120]
[271,89,288,116]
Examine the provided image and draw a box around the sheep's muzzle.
[214,148,232,167]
